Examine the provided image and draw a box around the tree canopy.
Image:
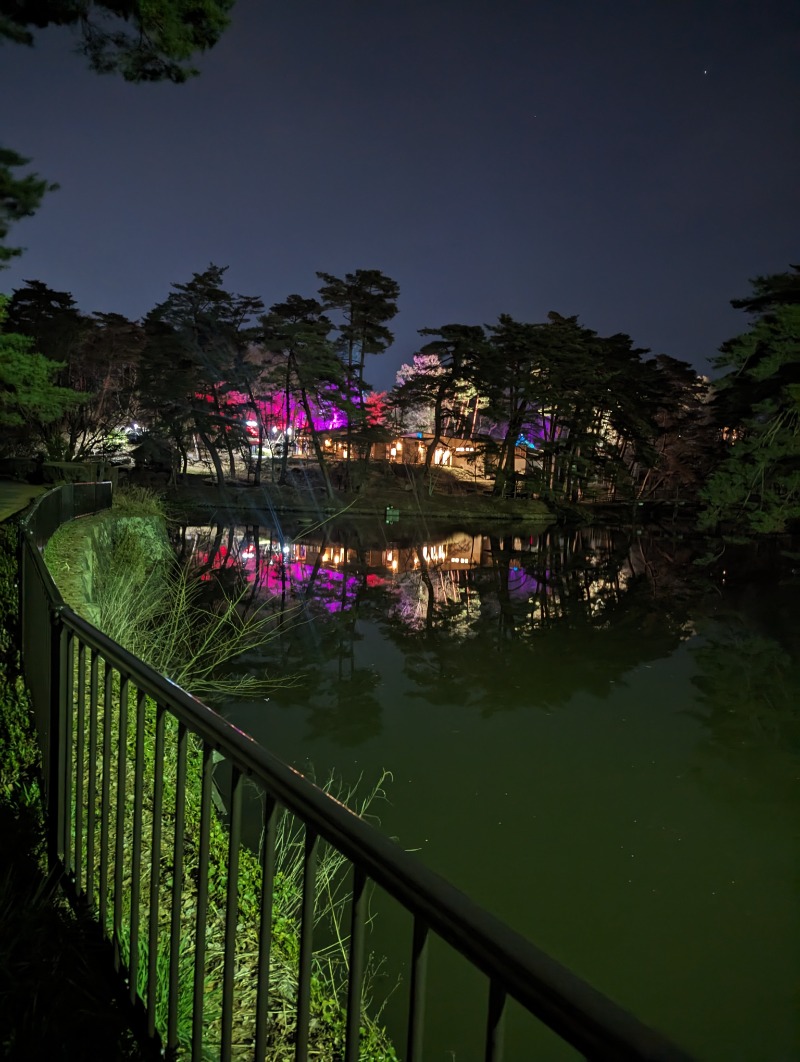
[699,266,800,535]
[0,295,84,440]
[0,149,58,267]
[0,0,235,82]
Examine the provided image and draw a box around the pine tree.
[699,267,800,535]
[317,269,399,484]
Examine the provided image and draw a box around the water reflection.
[179,519,800,751]
[687,577,800,793]
[178,521,706,728]
[176,520,800,1060]
[180,521,686,625]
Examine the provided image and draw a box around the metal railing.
[18,483,693,1062]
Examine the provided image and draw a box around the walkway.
[0,479,46,522]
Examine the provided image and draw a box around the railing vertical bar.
[128,685,147,1006]
[86,648,99,905]
[344,865,367,1062]
[406,917,429,1062]
[74,640,86,895]
[167,722,188,1054]
[254,794,278,1062]
[147,703,166,1039]
[220,766,243,1062]
[98,658,113,938]
[49,612,68,867]
[63,629,75,876]
[294,827,319,1062]
[191,741,214,1062]
[484,980,506,1062]
[113,673,129,973]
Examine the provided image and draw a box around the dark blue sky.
[3,0,798,390]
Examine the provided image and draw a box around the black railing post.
[129,686,147,1006]
[47,603,67,871]
[485,980,506,1062]
[192,741,214,1062]
[113,674,130,973]
[86,648,99,906]
[254,793,278,1062]
[406,916,429,1062]
[220,766,243,1062]
[295,827,319,1061]
[167,722,188,1058]
[147,704,166,1042]
[344,864,367,1062]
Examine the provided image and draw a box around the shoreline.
[161,477,557,526]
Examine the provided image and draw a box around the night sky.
[3,0,798,391]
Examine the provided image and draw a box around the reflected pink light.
[192,549,363,611]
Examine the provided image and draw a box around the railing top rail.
[52,600,690,1062]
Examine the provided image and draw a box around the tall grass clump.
[43,488,398,1060]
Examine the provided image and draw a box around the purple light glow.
[193,547,364,612]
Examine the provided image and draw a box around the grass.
[42,488,399,1060]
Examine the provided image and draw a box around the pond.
[178,518,800,1061]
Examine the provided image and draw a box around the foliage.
[110,483,166,519]
[0,295,85,448]
[259,293,344,497]
[394,352,445,433]
[0,523,39,804]
[140,264,264,486]
[466,311,659,500]
[317,270,400,484]
[45,495,284,699]
[2,282,145,459]
[0,0,235,83]
[0,148,58,266]
[699,267,800,535]
[636,355,718,502]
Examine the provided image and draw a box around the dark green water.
[185,521,799,1061]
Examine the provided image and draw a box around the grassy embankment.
[141,460,554,526]
[42,488,398,1060]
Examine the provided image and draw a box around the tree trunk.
[195,422,225,486]
[299,385,335,500]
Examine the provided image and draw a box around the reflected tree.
[689,615,800,755]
